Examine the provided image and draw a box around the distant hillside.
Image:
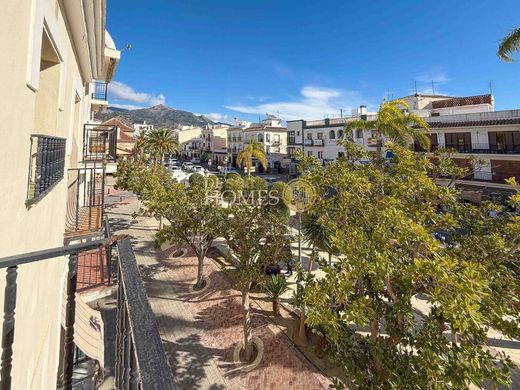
[97,104,213,129]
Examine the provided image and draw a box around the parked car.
[193,165,206,174]
[264,176,278,184]
[182,162,194,171]
[171,166,182,172]
[191,157,201,164]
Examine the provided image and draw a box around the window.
[27,135,66,204]
[317,132,323,140]
[307,133,313,140]
[489,131,520,152]
[297,131,300,136]
[329,130,336,139]
[266,133,270,142]
[445,132,472,152]
[288,131,295,144]
[258,134,264,142]
[338,129,344,138]
[307,151,313,157]
[356,129,363,139]
[318,151,323,159]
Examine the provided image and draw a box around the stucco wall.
[0,0,95,388]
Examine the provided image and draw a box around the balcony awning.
[61,291,104,368]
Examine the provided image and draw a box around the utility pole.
[431,80,436,95]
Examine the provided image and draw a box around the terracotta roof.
[101,117,134,132]
[243,126,287,133]
[427,117,520,128]
[431,94,493,109]
[119,131,137,142]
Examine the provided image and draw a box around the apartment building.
[242,115,287,172]
[227,126,245,166]
[175,126,203,159]
[201,124,229,165]
[133,120,154,133]
[287,106,375,169]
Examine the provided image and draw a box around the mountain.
[96,104,213,129]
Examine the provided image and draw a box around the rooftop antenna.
[340,108,343,118]
[489,80,493,95]
[414,80,418,95]
[120,43,132,52]
[431,80,436,95]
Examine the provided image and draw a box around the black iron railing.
[91,81,108,101]
[0,239,176,390]
[83,124,117,162]
[65,166,106,238]
[26,135,67,204]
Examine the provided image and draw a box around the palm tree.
[146,128,179,165]
[135,130,148,161]
[263,275,289,316]
[344,100,430,156]
[236,140,267,176]
[498,27,520,62]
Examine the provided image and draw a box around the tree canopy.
[303,144,520,389]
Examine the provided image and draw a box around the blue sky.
[106,0,520,122]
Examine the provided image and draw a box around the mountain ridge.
[96,104,214,129]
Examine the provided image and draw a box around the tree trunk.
[242,282,253,361]
[328,251,332,266]
[296,301,307,346]
[297,248,314,346]
[370,319,386,380]
[273,297,280,316]
[376,130,382,156]
[195,253,205,289]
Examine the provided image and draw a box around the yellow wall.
[0,0,97,388]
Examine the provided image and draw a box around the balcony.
[452,144,520,154]
[90,81,108,112]
[304,139,312,146]
[83,123,117,162]
[0,238,175,389]
[64,167,105,240]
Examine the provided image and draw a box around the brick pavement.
[108,192,330,390]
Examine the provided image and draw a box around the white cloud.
[109,81,166,107]
[226,86,363,121]
[109,103,144,110]
[203,113,230,122]
[415,67,451,84]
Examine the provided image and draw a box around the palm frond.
[498,27,520,62]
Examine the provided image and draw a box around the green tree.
[297,211,333,343]
[303,144,520,389]
[223,202,290,361]
[146,128,179,165]
[135,129,148,161]
[236,140,268,176]
[263,274,289,316]
[115,162,224,289]
[156,176,225,289]
[498,27,520,62]
[344,100,430,156]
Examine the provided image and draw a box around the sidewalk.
[107,190,330,390]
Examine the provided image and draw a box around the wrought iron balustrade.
[0,239,176,390]
[26,135,67,204]
[83,124,117,162]
[91,81,108,101]
[65,166,106,238]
